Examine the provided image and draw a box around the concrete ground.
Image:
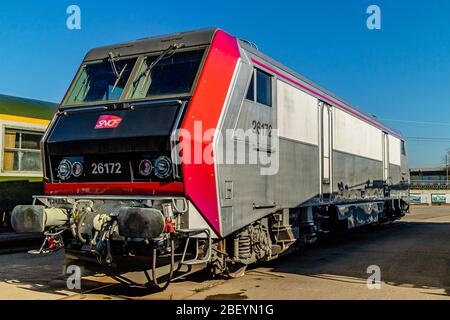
[0,206,449,300]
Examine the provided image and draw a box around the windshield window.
[129,49,205,99]
[65,57,137,105]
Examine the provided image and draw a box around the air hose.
[146,239,175,291]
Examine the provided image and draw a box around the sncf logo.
[95,115,122,129]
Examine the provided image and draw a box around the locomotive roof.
[0,94,57,120]
[84,28,217,62]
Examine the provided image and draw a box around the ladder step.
[177,228,209,236]
[179,228,212,266]
[181,259,209,265]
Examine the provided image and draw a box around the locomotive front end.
[10,29,225,287]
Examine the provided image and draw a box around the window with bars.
[3,128,44,173]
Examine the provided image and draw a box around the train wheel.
[226,263,247,278]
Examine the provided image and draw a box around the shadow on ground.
[262,221,450,297]
[1,215,449,299]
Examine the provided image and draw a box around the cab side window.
[256,69,272,106]
[245,68,272,107]
[246,73,255,101]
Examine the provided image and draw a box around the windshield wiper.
[108,52,128,94]
[134,43,185,91]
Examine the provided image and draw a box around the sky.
[0,0,449,168]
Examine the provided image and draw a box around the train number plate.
[90,162,123,175]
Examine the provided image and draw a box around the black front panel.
[47,104,179,147]
[45,101,184,183]
[50,153,173,183]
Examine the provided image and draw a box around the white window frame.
[0,121,47,178]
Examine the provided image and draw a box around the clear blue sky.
[0,0,449,168]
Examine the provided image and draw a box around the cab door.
[319,101,332,201]
[382,132,390,183]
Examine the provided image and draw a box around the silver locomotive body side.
[214,40,409,239]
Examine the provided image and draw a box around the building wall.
[410,189,450,206]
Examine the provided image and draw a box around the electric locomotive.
[11,28,409,288]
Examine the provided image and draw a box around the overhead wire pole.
[445,149,449,187]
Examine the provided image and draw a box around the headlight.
[139,159,153,177]
[71,162,84,178]
[57,160,72,180]
[154,156,172,179]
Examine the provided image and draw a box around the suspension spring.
[238,236,251,259]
